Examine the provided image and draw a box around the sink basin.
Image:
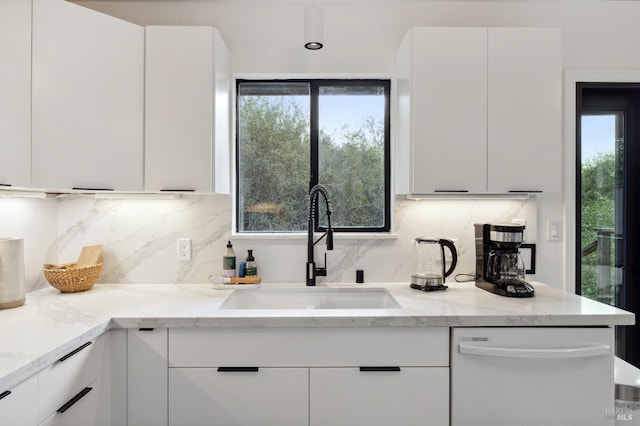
[219,287,401,310]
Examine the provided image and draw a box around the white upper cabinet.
[31,0,144,191]
[396,27,561,195]
[0,0,31,188]
[397,27,488,194]
[145,26,230,194]
[487,28,562,193]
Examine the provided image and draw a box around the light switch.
[547,220,562,241]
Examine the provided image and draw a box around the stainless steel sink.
[219,287,401,310]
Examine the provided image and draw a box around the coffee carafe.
[411,237,458,291]
[487,251,526,284]
[475,223,534,297]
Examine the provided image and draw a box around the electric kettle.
[411,237,458,291]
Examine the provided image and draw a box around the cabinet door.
[39,378,103,426]
[0,0,31,188]
[168,367,308,426]
[108,330,127,426]
[399,27,487,194]
[31,0,144,191]
[0,374,38,426]
[310,367,449,426]
[487,28,561,193]
[38,337,104,424]
[145,26,230,193]
[128,328,168,426]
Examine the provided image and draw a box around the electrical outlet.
[177,239,191,261]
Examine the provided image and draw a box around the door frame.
[564,70,640,292]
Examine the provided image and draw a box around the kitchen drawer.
[168,327,449,367]
[39,378,102,426]
[38,337,103,423]
[0,374,38,426]
[310,366,449,426]
[169,367,308,426]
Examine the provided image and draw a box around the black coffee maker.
[475,223,534,297]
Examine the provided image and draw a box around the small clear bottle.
[245,249,258,277]
[223,241,236,278]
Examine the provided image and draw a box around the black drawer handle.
[359,366,401,372]
[508,190,543,193]
[160,189,195,192]
[57,387,92,414]
[0,390,11,400]
[217,367,259,372]
[434,190,469,193]
[58,342,92,362]
[72,187,114,191]
[138,328,155,331]
[0,184,11,187]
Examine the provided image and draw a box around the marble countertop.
[0,281,634,390]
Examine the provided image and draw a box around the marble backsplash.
[0,194,536,292]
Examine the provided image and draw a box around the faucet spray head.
[326,228,334,250]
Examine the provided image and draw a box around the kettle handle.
[440,239,458,279]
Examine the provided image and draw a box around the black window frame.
[235,78,391,234]
[576,82,640,365]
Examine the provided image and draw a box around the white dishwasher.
[451,327,615,426]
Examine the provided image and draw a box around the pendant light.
[304,1,323,50]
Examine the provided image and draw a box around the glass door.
[579,112,623,305]
[577,83,640,365]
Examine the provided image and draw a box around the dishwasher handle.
[458,342,611,359]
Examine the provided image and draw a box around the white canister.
[0,238,26,309]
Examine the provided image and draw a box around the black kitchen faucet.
[306,184,333,286]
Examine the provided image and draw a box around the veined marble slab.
[0,281,634,390]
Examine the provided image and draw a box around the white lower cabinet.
[0,374,38,426]
[167,327,449,426]
[127,328,168,426]
[309,367,448,426]
[0,331,120,426]
[37,332,116,426]
[168,367,308,426]
[38,338,104,423]
[39,378,102,426]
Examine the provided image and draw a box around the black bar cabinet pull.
[0,184,11,187]
[0,390,11,400]
[138,328,155,331]
[57,387,92,414]
[160,189,195,192]
[58,342,92,362]
[508,190,543,193]
[434,190,469,193]
[72,187,114,191]
[359,366,401,372]
[217,367,259,372]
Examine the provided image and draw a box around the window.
[236,79,391,233]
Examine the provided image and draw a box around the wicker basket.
[43,261,103,293]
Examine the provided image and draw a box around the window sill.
[231,232,399,241]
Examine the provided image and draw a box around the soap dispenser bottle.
[245,249,258,277]
[223,241,236,278]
